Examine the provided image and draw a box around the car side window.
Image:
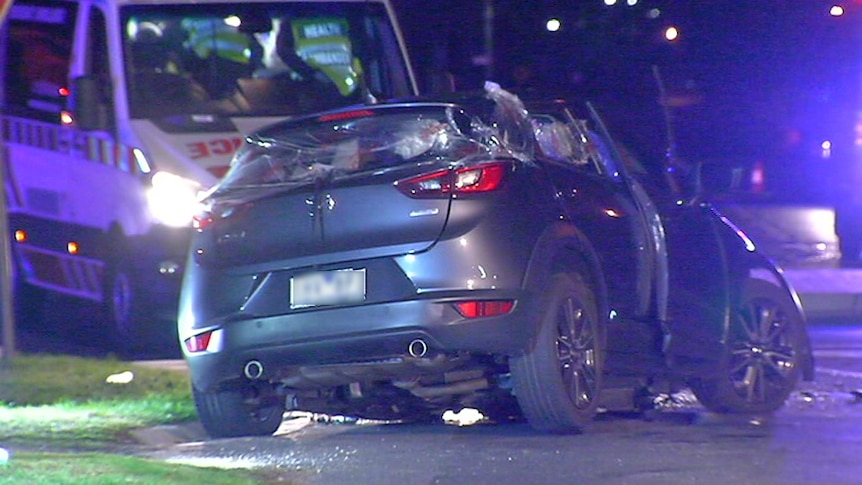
[555,109,624,181]
[532,114,602,175]
[585,129,623,181]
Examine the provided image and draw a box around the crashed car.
[179,84,814,437]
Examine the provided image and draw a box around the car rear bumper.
[183,290,538,392]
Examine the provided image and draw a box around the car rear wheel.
[510,272,604,433]
[690,278,804,414]
[193,384,285,438]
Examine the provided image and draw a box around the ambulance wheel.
[102,258,146,354]
[13,279,44,329]
[9,255,43,329]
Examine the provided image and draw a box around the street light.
[546,18,561,32]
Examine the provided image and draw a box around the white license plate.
[290,268,366,308]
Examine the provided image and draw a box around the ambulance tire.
[12,279,44,330]
[102,258,147,355]
[10,256,43,329]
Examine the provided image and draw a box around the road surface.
[132,323,862,485]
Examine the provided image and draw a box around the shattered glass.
[217,85,543,191]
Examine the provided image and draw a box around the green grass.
[0,354,197,445]
[0,452,284,485]
[0,354,192,406]
[0,354,290,484]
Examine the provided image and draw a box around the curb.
[130,413,316,447]
[130,422,208,447]
[783,268,862,323]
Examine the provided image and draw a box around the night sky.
[393,0,862,203]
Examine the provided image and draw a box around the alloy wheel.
[727,296,798,405]
[556,296,599,410]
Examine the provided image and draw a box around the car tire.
[193,385,285,438]
[690,278,804,414]
[510,272,605,433]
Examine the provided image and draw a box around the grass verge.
[0,452,283,485]
[0,354,286,484]
[0,354,196,446]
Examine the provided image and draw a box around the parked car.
[179,83,814,437]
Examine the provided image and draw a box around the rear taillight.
[184,329,223,354]
[192,210,213,230]
[453,300,515,318]
[192,201,249,231]
[395,162,510,198]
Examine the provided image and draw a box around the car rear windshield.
[218,105,488,189]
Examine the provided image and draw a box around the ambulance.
[1,0,417,352]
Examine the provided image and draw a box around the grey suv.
[179,85,813,437]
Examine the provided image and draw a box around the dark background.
[392,0,862,207]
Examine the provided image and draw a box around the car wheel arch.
[726,252,815,382]
[712,213,814,376]
[670,220,814,382]
[522,222,610,324]
[689,275,811,414]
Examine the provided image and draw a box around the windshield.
[121,2,413,119]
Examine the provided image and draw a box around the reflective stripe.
[2,116,145,175]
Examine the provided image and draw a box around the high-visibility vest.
[290,17,358,96]
[183,19,250,65]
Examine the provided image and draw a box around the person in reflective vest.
[257,16,360,100]
[182,17,254,97]
[286,17,359,97]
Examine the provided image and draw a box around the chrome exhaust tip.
[408,339,428,358]
[243,360,264,380]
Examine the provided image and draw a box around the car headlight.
[147,171,204,228]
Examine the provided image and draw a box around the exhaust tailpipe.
[408,339,428,358]
[244,360,264,380]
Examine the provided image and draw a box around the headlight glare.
[147,171,203,228]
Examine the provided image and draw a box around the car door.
[533,111,662,322]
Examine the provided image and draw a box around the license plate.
[290,268,366,308]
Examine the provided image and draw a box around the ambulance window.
[86,6,114,129]
[88,8,109,82]
[3,0,77,123]
[120,3,414,121]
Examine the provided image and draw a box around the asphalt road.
[6,273,861,481]
[6,299,862,484]
[120,323,862,485]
